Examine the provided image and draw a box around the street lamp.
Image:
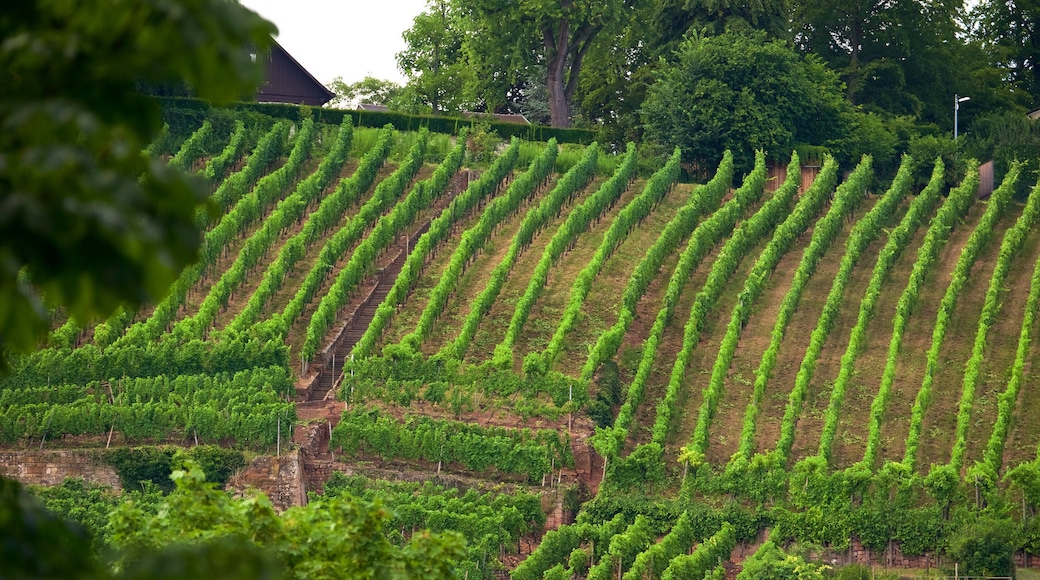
[955,94,970,139]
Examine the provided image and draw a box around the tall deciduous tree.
[397,0,475,114]
[972,0,1040,107]
[790,0,982,125]
[401,0,627,127]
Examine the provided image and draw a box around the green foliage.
[861,162,1009,469]
[322,474,543,577]
[0,366,293,447]
[174,117,344,340]
[0,476,105,579]
[106,447,177,493]
[301,130,438,359]
[499,142,631,366]
[586,515,656,580]
[401,139,558,355]
[546,146,680,374]
[453,141,593,363]
[947,518,1016,577]
[108,460,466,579]
[114,120,290,349]
[736,541,828,579]
[660,522,736,580]
[105,446,246,493]
[734,156,909,467]
[623,511,696,579]
[167,120,213,172]
[642,31,849,172]
[594,151,759,462]
[0,0,275,368]
[330,407,570,482]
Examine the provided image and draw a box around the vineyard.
[10,104,1040,577]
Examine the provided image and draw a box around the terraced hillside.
[8,109,1040,577]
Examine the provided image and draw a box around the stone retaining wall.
[0,450,122,490]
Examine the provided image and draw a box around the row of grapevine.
[952,177,1040,472]
[622,511,695,580]
[1,333,288,390]
[650,151,784,446]
[202,120,287,223]
[323,475,544,578]
[398,140,558,352]
[115,120,301,348]
[201,119,247,183]
[543,146,681,373]
[577,149,731,380]
[600,151,768,455]
[730,157,912,466]
[88,120,269,348]
[351,134,518,358]
[0,401,294,447]
[457,143,600,365]
[230,125,395,334]
[858,164,1006,469]
[586,515,656,580]
[171,118,353,340]
[328,407,571,481]
[659,523,736,580]
[264,127,423,339]
[898,164,1020,470]
[980,208,1040,474]
[498,143,638,369]
[167,120,214,171]
[510,515,629,580]
[770,160,945,463]
[686,154,855,463]
[302,129,467,360]
[0,366,291,408]
[1,366,294,446]
[815,161,977,464]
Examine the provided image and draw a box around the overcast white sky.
[240,0,428,86]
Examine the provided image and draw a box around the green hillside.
[8,109,1040,577]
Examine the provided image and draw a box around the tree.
[972,0,1040,108]
[401,0,627,127]
[0,0,275,368]
[327,76,427,113]
[790,0,1000,128]
[397,0,475,114]
[641,31,850,171]
[652,0,790,47]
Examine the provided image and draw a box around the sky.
[240,0,428,86]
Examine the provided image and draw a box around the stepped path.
[295,171,472,404]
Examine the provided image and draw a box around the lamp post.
[955,94,970,139]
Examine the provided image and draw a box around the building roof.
[357,103,390,112]
[256,39,335,107]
